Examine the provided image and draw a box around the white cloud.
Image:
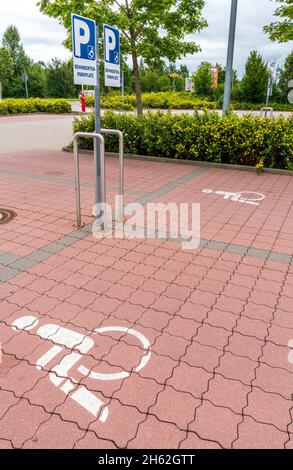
[0,0,70,63]
[180,0,292,77]
[0,0,292,74]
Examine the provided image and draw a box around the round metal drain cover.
[0,208,17,224]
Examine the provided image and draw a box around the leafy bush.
[85,91,293,112]
[0,98,71,115]
[231,102,293,111]
[86,92,216,110]
[73,110,293,170]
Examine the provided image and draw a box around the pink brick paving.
[0,145,293,449]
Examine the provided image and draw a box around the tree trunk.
[131,49,143,116]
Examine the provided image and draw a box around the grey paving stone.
[0,252,21,266]
[0,267,20,282]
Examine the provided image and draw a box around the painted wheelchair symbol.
[202,189,266,206]
[87,46,95,60]
[12,316,151,423]
[114,51,119,64]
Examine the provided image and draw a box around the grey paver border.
[0,163,292,285]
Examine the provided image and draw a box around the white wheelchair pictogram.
[202,189,266,206]
[87,46,95,60]
[12,316,151,423]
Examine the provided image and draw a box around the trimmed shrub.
[72,110,293,170]
[85,91,293,112]
[0,98,71,115]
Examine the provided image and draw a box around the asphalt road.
[0,114,74,154]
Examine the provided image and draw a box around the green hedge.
[231,102,293,112]
[85,91,293,112]
[0,98,71,115]
[72,111,293,170]
[86,92,216,110]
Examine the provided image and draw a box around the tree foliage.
[2,25,31,75]
[264,0,293,42]
[278,51,293,101]
[46,58,77,98]
[38,0,207,113]
[192,62,214,97]
[0,48,13,84]
[240,51,270,103]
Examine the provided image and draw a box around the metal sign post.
[223,0,238,112]
[72,14,103,223]
[94,26,102,219]
[72,15,124,230]
[22,72,29,99]
[122,69,125,110]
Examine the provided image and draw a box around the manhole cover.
[0,208,17,224]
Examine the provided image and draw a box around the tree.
[38,0,207,114]
[46,58,77,98]
[2,26,32,97]
[2,26,31,75]
[192,62,214,97]
[264,0,293,42]
[140,69,171,92]
[277,52,293,101]
[0,48,13,99]
[240,51,270,103]
[28,63,47,98]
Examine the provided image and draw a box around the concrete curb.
[0,112,76,118]
[62,146,293,176]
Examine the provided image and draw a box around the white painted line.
[202,189,266,206]
[78,365,129,381]
[10,316,152,423]
[49,352,82,387]
[37,324,94,353]
[71,386,106,418]
[60,378,77,394]
[36,345,63,370]
[12,316,39,332]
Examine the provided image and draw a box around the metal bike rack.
[73,132,105,228]
[73,129,124,228]
[101,128,124,221]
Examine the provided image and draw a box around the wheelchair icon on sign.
[12,316,151,423]
[87,46,95,60]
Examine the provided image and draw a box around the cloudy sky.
[0,0,292,77]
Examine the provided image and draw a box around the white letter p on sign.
[105,28,116,62]
[74,19,90,57]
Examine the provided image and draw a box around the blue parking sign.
[104,24,121,88]
[72,14,97,85]
[72,14,96,60]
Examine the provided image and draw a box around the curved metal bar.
[73,132,105,228]
[101,128,124,220]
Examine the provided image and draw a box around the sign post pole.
[23,71,29,99]
[122,69,125,111]
[72,13,102,224]
[223,0,238,113]
[94,26,102,217]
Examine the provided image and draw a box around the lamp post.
[223,0,238,112]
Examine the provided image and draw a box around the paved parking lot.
[0,115,293,449]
